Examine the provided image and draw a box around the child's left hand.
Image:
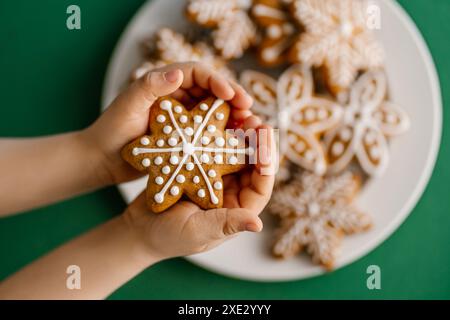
[82,62,255,185]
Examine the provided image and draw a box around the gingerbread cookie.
[289,0,384,100]
[122,97,252,212]
[186,0,257,59]
[324,70,410,176]
[269,170,372,269]
[131,28,234,82]
[240,64,342,175]
[251,0,297,67]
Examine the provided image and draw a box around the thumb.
[111,69,183,116]
[194,208,263,240]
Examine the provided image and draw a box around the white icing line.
[165,102,188,145]
[133,147,182,155]
[192,153,219,204]
[192,99,224,145]
[156,154,189,201]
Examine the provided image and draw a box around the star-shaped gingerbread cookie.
[122,97,252,213]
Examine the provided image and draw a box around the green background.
[0,0,449,299]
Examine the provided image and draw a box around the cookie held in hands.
[122,97,252,213]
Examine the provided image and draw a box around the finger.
[193,208,263,240]
[231,109,253,122]
[242,115,262,131]
[110,69,183,116]
[229,81,253,109]
[188,87,207,98]
[223,176,241,208]
[171,89,195,105]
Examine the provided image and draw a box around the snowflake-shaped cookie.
[131,28,234,81]
[270,171,372,269]
[122,97,252,212]
[290,0,384,99]
[240,64,342,175]
[186,0,257,59]
[324,70,410,176]
[251,0,297,67]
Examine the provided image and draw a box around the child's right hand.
[122,122,275,260]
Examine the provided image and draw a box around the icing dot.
[293,112,303,122]
[317,109,328,120]
[140,137,150,145]
[170,186,180,196]
[305,109,316,122]
[229,137,239,147]
[332,142,345,156]
[215,113,224,121]
[194,115,203,124]
[193,176,200,184]
[267,24,282,38]
[304,150,315,161]
[160,100,172,110]
[163,126,172,134]
[200,154,210,163]
[200,103,209,111]
[162,166,171,175]
[154,193,164,204]
[157,115,166,123]
[179,115,188,123]
[386,114,397,124]
[208,169,217,178]
[214,154,223,164]
[183,142,195,155]
[141,158,151,167]
[308,202,321,217]
[365,131,377,145]
[174,106,183,114]
[215,137,225,147]
[154,156,163,165]
[176,175,186,183]
[132,148,139,156]
[170,156,179,165]
[186,162,195,171]
[184,127,194,136]
[155,176,164,185]
[370,146,381,160]
[340,128,352,142]
[207,125,216,133]
[156,139,165,147]
[315,161,326,175]
[214,181,223,190]
[295,141,306,153]
[197,189,206,198]
[201,136,211,145]
[168,137,178,146]
[229,156,238,165]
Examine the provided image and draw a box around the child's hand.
[123,122,275,260]
[83,62,254,185]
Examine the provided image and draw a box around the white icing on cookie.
[140,137,150,146]
[155,176,164,185]
[193,176,200,184]
[162,166,171,175]
[179,115,188,123]
[154,156,163,165]
[213,181,223,190]
[157,115,166,123]
[170,186,180,196]
[194,115,203,124]
[163,126,172,134]
[176,175,186,184]
[215,113,224,120]
[141,158,151,167]
[156,139,165,147]
[208,169,216,178]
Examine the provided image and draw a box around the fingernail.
[163,70,179,83]
[245,223,261,232]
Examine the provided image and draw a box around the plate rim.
[101,0,443,282]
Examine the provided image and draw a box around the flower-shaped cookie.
[131,28,234,81]
[251,0,297,67]
[186,0,257,59]
[269,171,372,269]
[289,0,384,99]
[122,97,251,212]
[240,64,342,175]
[325,70,410,176]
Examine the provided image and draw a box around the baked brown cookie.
[122,97,251,212]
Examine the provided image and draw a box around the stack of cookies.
[130,0,410,269]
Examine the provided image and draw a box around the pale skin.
[0,62,275,299]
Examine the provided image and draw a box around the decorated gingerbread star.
[131,28,234,81]
[324,70,410,176]
[240,64,342,175]
[289,0,384,100]
[122,97,252,212]
[186,0,257,59]
[269,170,372,269]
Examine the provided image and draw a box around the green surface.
[0,0,449,299]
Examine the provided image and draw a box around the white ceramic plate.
[102,0,442,281]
